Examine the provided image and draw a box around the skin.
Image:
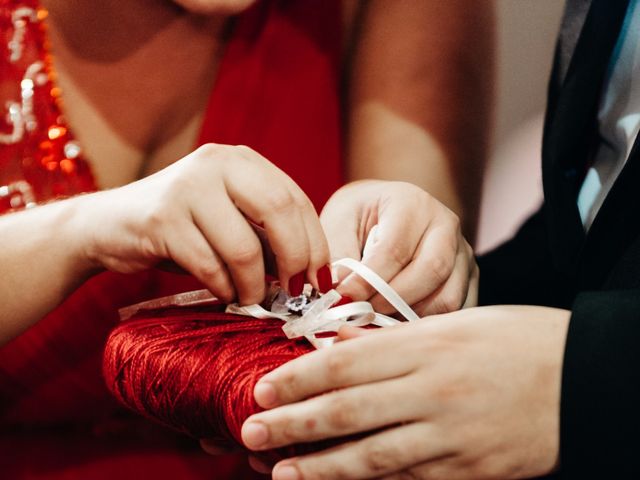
[243,306,571,480]
[321,181,478,316]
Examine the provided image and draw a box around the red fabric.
[0,0,343,478]
[197,0,343,211]
[103,309,315,451]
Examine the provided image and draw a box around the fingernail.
[254,381,277,408]
[317,265,333,293]
[242,421,269,449]
[273,464,300,480]
[288,272,305,296]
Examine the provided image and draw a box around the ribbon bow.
[119,258,419,350]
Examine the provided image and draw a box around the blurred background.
[477,0,564,252]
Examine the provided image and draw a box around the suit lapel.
[545,0,592,123]
[581,121,640,289]
[556,0,594,85]
[542,0,630,279]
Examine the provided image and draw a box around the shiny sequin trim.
[0,3,95,211]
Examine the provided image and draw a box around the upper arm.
[344,0,496,238]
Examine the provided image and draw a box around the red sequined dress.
[0,0,343,478]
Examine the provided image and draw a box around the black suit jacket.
[478,0,640,477]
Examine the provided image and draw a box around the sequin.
[8,7,37,63]
[0,180,36,210]
[0,1,97,213]
[47,125,66,140]
[63,140,81,159]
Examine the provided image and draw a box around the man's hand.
[242,305,570,480]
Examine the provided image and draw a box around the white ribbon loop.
[332,258,420,322]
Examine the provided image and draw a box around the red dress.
[0,0,343,477]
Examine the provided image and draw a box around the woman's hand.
[0,143,331,343]
[321,180,477,316]
[241,305,570,480]
[79,143,330,304]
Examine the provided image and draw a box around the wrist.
[56,193,105,279]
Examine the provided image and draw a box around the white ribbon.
[118,259,418,350]
[332,258,420,322]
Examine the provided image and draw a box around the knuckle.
[143,202,169,231]
[362,440,400,474]
[280,417,303,444]
[277,369,303,401]
[137,211,171,255]
[192,143,237,172]
[228,242,261,268]
[325,349,354,384]
[264,187,295,214]
[234,144,255,154]
[197,260,224,282]
[447,212,461,232]
[432,291,464,314]
[381,242,414,269]
[442,289,464,312]
[141,217,162,243]
[194,142,223,159]
[424,254,454,286]
[326,395,358,431]
[137,234,162,259]
[292,191,312,211]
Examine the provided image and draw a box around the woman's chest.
[42,2,226,188]
[53,64,210,189]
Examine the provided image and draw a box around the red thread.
[102,306,313,450]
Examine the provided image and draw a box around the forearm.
[0,197,96,344]
[345,0,496,239]
[348,104,464,218]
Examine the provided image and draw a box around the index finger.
[253,325,412,409]
[224,150,329,293]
